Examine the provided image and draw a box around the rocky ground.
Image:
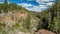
[36,29,56,34]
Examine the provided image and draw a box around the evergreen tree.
[53,17,59,33]
[3,0,8,13]
[8,3,17,11]
[26,15,30,30]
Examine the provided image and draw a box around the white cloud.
[44,0,50,1]
[8,2,10,4]
[37,0,52,4]
[46,2,53,6]
[17,3,49,12]
[18,3,32,8]
[36,0,44,4]
[36,0,55,6]
[26,5,48,12]
[18,3,43,12]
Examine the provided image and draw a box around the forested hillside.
[35,0,60,34]
[0,0,39,34]
[0,0,60,34]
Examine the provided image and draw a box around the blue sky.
[0,0,56,12]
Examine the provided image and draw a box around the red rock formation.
[36,29,56,34]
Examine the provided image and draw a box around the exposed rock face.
[0,11,39,34]
[0,12,28,27]
[36,29,56,34]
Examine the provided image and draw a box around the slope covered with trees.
[0,0,39,34]
[35,0,60,34]
[0,0,28,13]
[0,0,60,34]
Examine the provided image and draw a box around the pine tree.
[26,15,30,30]
[53,17,59,33]
[3,0,8,13]
[56,0,60,33]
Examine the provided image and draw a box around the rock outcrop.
[36,29,56,34]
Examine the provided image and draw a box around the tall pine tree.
[4,0,8,13]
